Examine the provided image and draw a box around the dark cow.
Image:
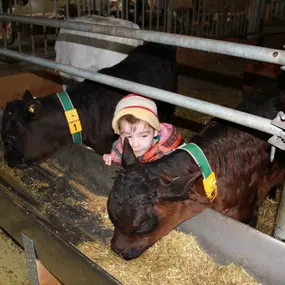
[1,43,177,168]
[108,81,285,260]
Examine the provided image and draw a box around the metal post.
[0,0,7,49]
[166,7,171,33]
[22,233,40,285]
[248,0,266,40]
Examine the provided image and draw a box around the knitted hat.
[112,94,160,134]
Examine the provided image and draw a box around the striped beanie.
[112,94,160,134]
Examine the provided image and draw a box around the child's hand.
[103,153,112,165]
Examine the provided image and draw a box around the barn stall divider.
[0,12,285,285]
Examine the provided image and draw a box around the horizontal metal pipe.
[1,48,284,141]
[0,14,285,65]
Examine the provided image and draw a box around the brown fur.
[108,81,285,260]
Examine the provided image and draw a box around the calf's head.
[108,139,210,260]
[1,90,71,168]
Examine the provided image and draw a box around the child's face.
[120,120,158,157]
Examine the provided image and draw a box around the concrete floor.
[0,228,29,285]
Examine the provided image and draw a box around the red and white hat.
[112,94,160,134]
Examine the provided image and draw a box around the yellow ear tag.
[171,176,180,182]
[28,106,35,113]
[202,172,217,201]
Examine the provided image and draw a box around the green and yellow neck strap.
[56,91,82,145]
[178,143,217,201]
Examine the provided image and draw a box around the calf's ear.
[159,170,202,201]
[122,137,139,168]
[23,90,35,103]
[24,100,42,120]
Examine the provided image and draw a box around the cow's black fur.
[1,43,177,168]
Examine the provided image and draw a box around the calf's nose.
[111,242,143,260]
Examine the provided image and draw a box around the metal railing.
[1,47,285,141]
[1,14,285,65]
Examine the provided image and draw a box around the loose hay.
[0,149,269,284]
[81,195,113,229]
[79,195,260,285]
[79,230,260,285]
[256,187,282,236]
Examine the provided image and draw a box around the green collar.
[178,143,217,201]
[56,91,82,145]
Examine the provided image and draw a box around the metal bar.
[211,13,215,38]
[243,4,249,35]
[87,0,91,15]
[236,10,241,37]
[270,1,274,23]
[173,12,176,34]
[237,11,242,36]
[280,0,284,20]
[134,0,137,24]
[1,15,285,65]
[214,13,219,38]
[142,0,145,29]
[16,22,22,53]
[0,0,7,49]
[231,11,237,37]
[149,0,152,30]
[206,10,211,38]
[116,0,119,19]
[185,9,190,35]
[278,0,282,20]
[0,48,285,141]
[54,0,59,34]
[14,0,22,53]
[163,0,167,32]
[77,0,81,17]
[66,0,69,18]
[191,0,196,36]
[166,7,171,33]
[218,11,223,38]
[28,0,35,55]
[179,11,183,35]
[107,0,110,17]
[41,0,47,57]
[22,233,40,285]
[197,0,201,36]
[281,1,285,20]
[200,6,205,37]
[156,0,159,31]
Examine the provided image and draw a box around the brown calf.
[108,81,285,260]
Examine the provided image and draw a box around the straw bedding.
[0,146,269,285]
[79,208,260,285]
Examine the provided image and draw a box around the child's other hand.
[103,153,112,165]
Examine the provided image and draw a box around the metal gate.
[1,0,285,46]
[263,0,285,36]
[167,0,251,38]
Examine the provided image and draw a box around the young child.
[103,94,183,165]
